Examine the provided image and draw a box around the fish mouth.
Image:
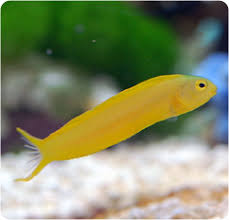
[211,87,217,96]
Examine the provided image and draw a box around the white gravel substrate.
[1,138,228,218]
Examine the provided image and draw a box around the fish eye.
[195,80,207,91]
[199,83,205,88]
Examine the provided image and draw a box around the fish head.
[176,75,217,110]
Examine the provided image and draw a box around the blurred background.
[1,1,228,219]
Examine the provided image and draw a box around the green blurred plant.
[2,1,178,89]
[52,2,178,88]
[1,1,51,60]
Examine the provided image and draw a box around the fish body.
[16,74,217,181]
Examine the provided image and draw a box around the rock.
[1,138,228,218]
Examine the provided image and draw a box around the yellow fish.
[16,74,217,182]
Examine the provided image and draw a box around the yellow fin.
[15,159,50,182]
[15,127,49,182]
[16,127,42,150]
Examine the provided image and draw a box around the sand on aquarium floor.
[1,138,228,219]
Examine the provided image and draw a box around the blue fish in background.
[192,52,228,144]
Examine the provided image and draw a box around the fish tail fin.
[15,159,50,182]
[15,127,50,182]
[16,127,43,150]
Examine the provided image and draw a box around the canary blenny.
[16,74,217,181]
